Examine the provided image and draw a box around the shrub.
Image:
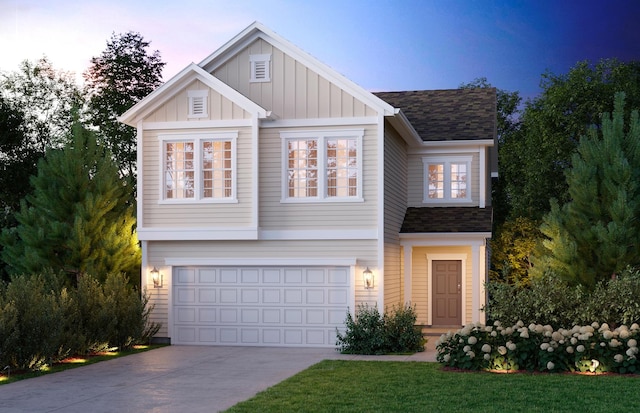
[0,272,72,370]
[484,267,640,328]
[436,321,640,374]
[336,304,425,355]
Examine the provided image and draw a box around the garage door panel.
[173,266,350,347]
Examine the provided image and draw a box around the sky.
[1,0,639,102]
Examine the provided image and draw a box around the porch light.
[151,267,163,288]
[363,267,374,289]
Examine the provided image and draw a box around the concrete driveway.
[0,345,436,413]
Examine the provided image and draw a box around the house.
[119,22,496,347]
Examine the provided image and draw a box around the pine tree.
[532,93,640,288]
[0,122,140,282]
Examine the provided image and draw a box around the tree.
[502,59,640,220]
[531,93,640,288]
[0,57,83,152]
[84,32,165,181]
[489,216,541,285]
[0,122,141,283]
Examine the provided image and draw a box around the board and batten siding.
[212,38,377,119]
[383,126,408,306]
[145,79,251,122]
[141,127,254,227]
[407,152,480,207]
[410,246,472,325]
[257,124,378,231]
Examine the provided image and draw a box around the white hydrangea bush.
[436,321,640,373]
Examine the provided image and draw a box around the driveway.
[0,345,436,413]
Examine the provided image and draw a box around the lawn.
[224,360,640,413]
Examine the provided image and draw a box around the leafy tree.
[503,59,640,220]
[531,93,640,288]
[489,216,541,285]
[0,57,83,152]
[84,31,165,180]
[0,122,141,283]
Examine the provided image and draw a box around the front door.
[432,260,461,326]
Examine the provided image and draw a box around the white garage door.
[172,266,351,347]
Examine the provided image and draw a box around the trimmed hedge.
[0,272,159,370]
[336,304,425,354]
[484,267,640,328]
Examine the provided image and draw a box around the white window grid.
[159,132,237,203]
[422,155,473,203]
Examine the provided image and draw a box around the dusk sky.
[1,0,639,101]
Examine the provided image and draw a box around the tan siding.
[141,127,254,227]
[383,126,408,308]
[407,152,480,207]
[211,38,376,120]
[145,80,249,122]
[258,125,378,230]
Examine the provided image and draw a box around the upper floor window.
[160,132,237,203]
[250,54,271,82]
[281,129,363,202]
[422,156,472,203]
[188,90,208,118]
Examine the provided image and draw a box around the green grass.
[0,344,166,386]
[224,360,640,413]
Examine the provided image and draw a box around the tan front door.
[432,260,462,326]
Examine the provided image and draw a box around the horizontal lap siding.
[258,125,378,230]
[213,39,376,119]
[383,127,408,307]
[407,152,480,207]
[141,127,253,227]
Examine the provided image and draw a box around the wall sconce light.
[150,267,163,288]
[363,267,374,289]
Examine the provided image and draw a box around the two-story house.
[119,22,496,347]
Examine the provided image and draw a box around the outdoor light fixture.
[363,267,374,289]
[151,267,163,288]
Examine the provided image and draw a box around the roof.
[400,207,493,233]
[374,89,496,141]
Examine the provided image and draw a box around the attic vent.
[250,54,271,82]
[188,90,208,118]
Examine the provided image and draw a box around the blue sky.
[1,0,639,101]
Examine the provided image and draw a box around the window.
[161,133,237,202]
[250,54,271,82]
[422,156,472,203]
[282,130,363,202]
[188,90,208,118]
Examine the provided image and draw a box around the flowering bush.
[436,321,640,374]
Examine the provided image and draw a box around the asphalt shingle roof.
[400,207,493,233]
[374,88,497,141]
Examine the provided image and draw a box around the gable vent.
[188,90,208,118]
[250,54,271,82]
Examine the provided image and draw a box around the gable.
[199,22,395,120]
[145,79,251,123]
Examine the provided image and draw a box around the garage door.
[172,266,351,347]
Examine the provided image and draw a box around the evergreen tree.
[531,93,640,288]
[0,122,140,283]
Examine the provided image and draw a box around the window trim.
[250,54,271,83]
[280,129,364,203]
[158,132,238,204]
[422,155,473,203]
[187,90,208,118]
